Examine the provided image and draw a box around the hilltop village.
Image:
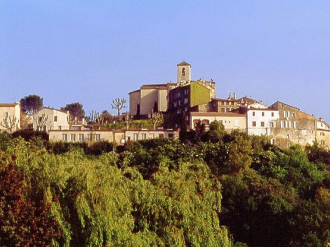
[1,61,329,149]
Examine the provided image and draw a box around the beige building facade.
[129,84,168,116]
[0,102,21,133]
[49,129,179,144]
[190,112,246,132]
[33,107,70,132]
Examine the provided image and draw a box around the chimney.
[233,93,237,100]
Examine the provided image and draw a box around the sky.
[1,1,330,122]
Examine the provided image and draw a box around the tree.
[148,112,163,129]
[33,113,49,132]
[111,98,127,116]
[61,102,85,120]
[206,120,225,142]
[0,162,62,246]
[0,115,20,133]
[99,110,114,124]
[153,101,158,113]
[20,95,43,114]
[86,110,100,125]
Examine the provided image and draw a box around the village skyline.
[1,1,330,123]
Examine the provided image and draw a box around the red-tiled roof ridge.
[177,61,191,66]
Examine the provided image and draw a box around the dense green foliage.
[20,94,44,114]
[1,128,330,246]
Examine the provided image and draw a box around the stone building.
[316,118,330,149]
[167,81,213,129]
[266,101,330,148]
[129,84,170,117]
[129,61,216,124]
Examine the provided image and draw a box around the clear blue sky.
[1,1,330,122]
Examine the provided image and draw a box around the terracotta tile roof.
[249,107,276,111]
[177,61,191,66]
[35,107,68,114]
[140,84,167,90]
[0,103,19,107]
[270,101,300,111]
[129,89,140,95]
[298,111,316,120]
[211,98,238,102]
[190,112,246,117]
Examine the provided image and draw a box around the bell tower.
[177,61,191,84]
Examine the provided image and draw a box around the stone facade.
[129,61,216,119]
[177,61,191,83]
[168,82,212,129]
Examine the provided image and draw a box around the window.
[182,68,185,76]
[54,116,58,122]
[159,134,164,138]
[62,134,67,141]
[261,121,265,127]
[262,112,265,116]
[141,133,146,140]
[235,120,239,127]
[71,134,76,142]
[287,134,290,139]
[149,133,154,139]
[184,98,188,104]
[87,134,91,141]
[252,112,255,116]
[3,112,8,118]
[96,134,101,141]
[252,121,257,127]
[302,130,307,136]
[133,133,138,141]
[79,134,84,142]
[271,112,274,117]
[271,138,275,145]
[270,122,276,128]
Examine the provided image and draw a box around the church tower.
[177,61,191,84]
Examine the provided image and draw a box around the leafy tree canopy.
[61,102,85,120]
[20,94,43,114]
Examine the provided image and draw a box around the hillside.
[0,129,330,246]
